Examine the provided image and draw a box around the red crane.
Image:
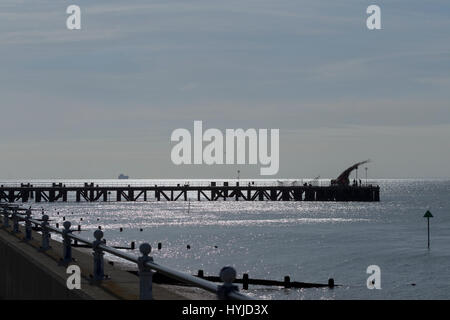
[331,160,370,186]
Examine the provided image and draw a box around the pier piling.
[0,182,380,203]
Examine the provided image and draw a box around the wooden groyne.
[143,270,336,290]
[0,182,380,203]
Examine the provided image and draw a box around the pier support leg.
[258,191,264,201]
[270,190,277,201]
[35,191,42,203]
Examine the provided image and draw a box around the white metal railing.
[0,203,251,300]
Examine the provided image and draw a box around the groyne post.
[243,273,249,290]
[92,230,105,281]
[138,243,154,300]
[217,266,239,300]
[284,275,291,288]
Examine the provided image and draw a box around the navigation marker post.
[423,210,433,249]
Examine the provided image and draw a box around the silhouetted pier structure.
[0,182,380,203]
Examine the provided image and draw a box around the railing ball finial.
[217,266,239,300]
[63,221,71,230]
[94,229,103,241]
[139,243,152,256]
[220,266,237,284]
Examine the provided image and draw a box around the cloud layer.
[1,0,449,178]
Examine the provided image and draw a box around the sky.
[1,0,449,179]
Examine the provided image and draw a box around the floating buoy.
[139,228,143,232]
[158,242,162,250]
[187,245,191,250]
[120,227,123,232]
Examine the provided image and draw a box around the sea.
[3,179,450,299]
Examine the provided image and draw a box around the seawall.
[0,219,209,300]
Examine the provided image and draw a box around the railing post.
[40,214,50,251]
[12,208,20,233]
[217,266,239,300]
[24,209,32,241]
[2,208,9,228]
[138,243,154,300]
[61,221,73,265]
[92,229,105,282]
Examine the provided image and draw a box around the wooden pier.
[0,182,380,203]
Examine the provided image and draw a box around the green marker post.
[423,210,433,249]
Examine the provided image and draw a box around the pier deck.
[0,182,380,203]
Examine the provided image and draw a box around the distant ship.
[118,174,129,179]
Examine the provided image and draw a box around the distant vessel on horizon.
[118,173,129,179]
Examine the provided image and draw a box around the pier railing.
[0,179,333,188]
[0,181,380,203]
[0,204,252,300]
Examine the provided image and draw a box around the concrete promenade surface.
[0,217,215,300]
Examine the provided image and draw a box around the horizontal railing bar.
[99,243,220,293]
[18,214,98,246]
[97,242,250,299]
[2,207,252,300]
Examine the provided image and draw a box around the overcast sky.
[1,0,449,179]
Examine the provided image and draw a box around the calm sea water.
[9,179,450,299]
